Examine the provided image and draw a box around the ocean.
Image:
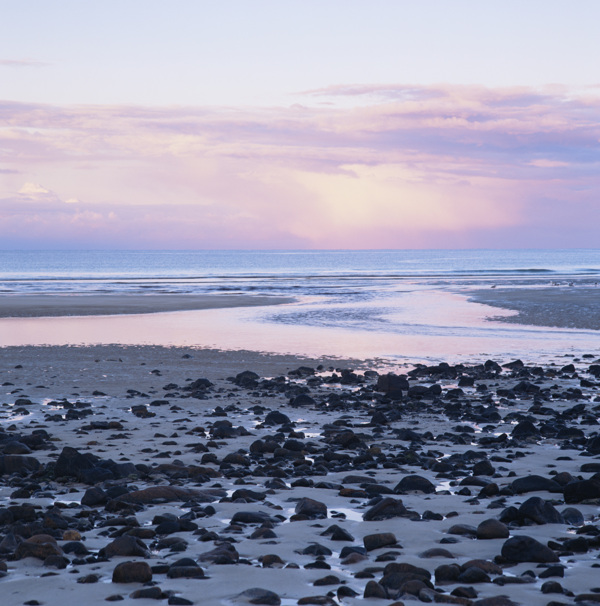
[0,249,599,363]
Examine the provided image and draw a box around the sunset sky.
[1,1,599,249]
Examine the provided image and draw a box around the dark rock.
[0,454,42,475]
[295,497,327,519]
[394,475,435,494]
[264,411,290,426]
[363,498,409,521]
[363,532,397,551]
[363,580,387,599]
[112,561,152,583]
[501,535,559,563]
[235,587,281,605]
[81,486,108,507]
[457,566,491,584]
[197,542,239,564]
[100,536,149,559]
[564,478,600,503]
[510,475,562,494]
[476,519,509,540]
[561,507,584,525]
[130,587,164,599]
[518,496,564,524]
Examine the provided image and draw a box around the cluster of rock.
[1,355,600,605]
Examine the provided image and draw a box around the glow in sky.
[1,1,599,248]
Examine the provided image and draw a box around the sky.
[1,0,599,249]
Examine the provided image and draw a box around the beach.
[1,329,600,605]
[1,262,600,606]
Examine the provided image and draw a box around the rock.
[234,587,281,605]
[561,506,584,525]
[81,486,108,507]
[232,511,280,525]
[197,542,239,564]
[511,420,540,438]
[112,561,153,583]
[101,536,149,559]
[264,411,290,426]
[234,371,260,388]
[130,587,164,599]
[476,519,509,540]
[2,441,31,455]
[15,536,63,560]
[517,496,564,524]
[541,580,564,594]
[510,475,562,494]
[472,598,518,606]
[457,566,490,584]
[363,580,388,599]
[290,394,316,407]
[363,497,409,521]
[118,486,225,504]
[564,478,600,503]
[394,475,436,494]
[419,548,455,558]
[363,532,397,551]
[0,454,42,475]
[167,566,205,579]
[295,497,327,519]
[447,524,477,537]
[501,535,559,563]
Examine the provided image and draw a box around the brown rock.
[112,560,152,583]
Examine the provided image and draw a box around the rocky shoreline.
[1,348,600,605]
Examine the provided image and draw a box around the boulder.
[112,561,152,583]
[501,535,559,563]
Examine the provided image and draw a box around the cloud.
[0,59,50,68]
[0,83,599,248]
[18,182,52,196]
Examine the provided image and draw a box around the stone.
[363,497,409,521]
[363,532,397,551]
[112,561,153,583]
[101,536,149,559]
[235,587,281,605]
[15,536,63,560]
[295,497,327,519]
[197,542,239,564]
[501,536,559,563]
[130,587,164,599]
[510,475,562,494]
[518,496,564,524]
[363,580,387,599]
[81,486,108,507]
[564,478,600,503]
[394,475,436,494]
[0,454,42,475]
[476,519,509,540]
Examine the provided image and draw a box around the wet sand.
[0,294,294,318]
[468,286,600,331]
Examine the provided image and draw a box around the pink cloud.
[0,84,599,248]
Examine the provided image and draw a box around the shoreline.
[0,293,294,318]
[1,345,600,605]
[467,286,600,331]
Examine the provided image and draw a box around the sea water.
[0,249,599,362]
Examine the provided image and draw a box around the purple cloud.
[0,83,599,248]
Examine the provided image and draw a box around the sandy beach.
[1,343,600,605]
